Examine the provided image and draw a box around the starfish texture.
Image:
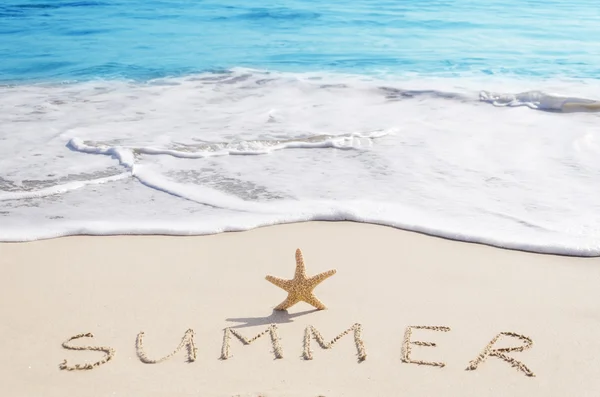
[266,248,337,310]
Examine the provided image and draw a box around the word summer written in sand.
[58,249,536,378]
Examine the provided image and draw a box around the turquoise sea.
[2,0,600,81]
[1,0,600,255]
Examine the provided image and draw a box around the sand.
[1,221,599,397]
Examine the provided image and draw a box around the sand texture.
[1,221,599,397]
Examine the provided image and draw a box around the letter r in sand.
[466,331,535,377]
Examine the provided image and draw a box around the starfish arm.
[274,294,301,310]
[294,249,306,279]
[302,293,327,310]
[265,275,291,291]
[308,269,337,287]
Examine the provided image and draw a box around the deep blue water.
[1,0,600,82]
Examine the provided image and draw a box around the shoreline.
[2,219,598,258]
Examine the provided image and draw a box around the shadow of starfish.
[225,309,319,329]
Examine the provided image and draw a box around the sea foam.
[1,70,600,256]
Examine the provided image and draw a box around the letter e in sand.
[401,325,451,367]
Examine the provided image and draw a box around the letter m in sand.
[303,323,367,362]
[220,324,283,360]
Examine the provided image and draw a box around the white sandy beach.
[1,221,599,397]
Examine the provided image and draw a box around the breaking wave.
[1,69,600,256]
[480,90,600,112]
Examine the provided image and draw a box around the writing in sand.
[59,249,534,378]
[59,323,535,377]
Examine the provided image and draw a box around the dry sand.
[1,221,599,397]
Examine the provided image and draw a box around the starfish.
[266,249,337,310]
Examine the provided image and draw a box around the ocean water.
[1,0,600,255]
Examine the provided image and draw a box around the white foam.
[68,138,137,169]
[1,69,600,256]
[0,173,129,201]
[68,129,391,161]
[479,90,600,111]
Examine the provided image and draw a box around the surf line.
[59,323,535,377]
[64,132,391,210]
